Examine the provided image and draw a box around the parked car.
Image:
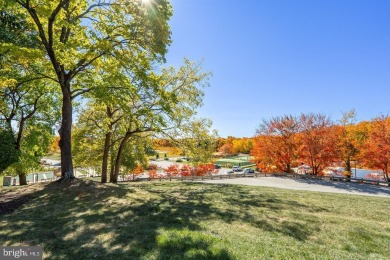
[232,166,243,172]
[214,164,221,169]
[244,168,255,174]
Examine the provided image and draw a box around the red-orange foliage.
[251,115,299,173]
[361,116,390,183]
[194,164,215,176]
[132,165,144,175]
[251,136,277,173]
[250,112,388,178]
[165,164,181,177]
[180,164,193,177]
[148,169,158,178]
[129,165,144,180]
[147,163,158,170]
[218,143,233,155]
[298,113,339,175]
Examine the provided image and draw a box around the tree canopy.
[2,0,173,179]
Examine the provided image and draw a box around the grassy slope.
[0,180,389,259]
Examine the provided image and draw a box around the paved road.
[198,176,390,198]
[130,159,390,198]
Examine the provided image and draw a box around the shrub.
[181,164,193,177]
[147,163,158,170]
[148,169,158,178]
[165,164,180,177]
[194,164,215,176]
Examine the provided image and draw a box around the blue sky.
[165,0,390,137]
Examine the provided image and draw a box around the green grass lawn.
[0,180,389,259]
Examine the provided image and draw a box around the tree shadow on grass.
[0,180,329,259]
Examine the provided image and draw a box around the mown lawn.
[0,180,389,259]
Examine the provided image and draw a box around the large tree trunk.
[109,145,115,182]
[313,165,319,175]
[59,83,74,179]
[344,156,352,181]
[101,132,111,183]
[345,157,351,173]
[19,174,27,186]
[101,106,114,183]
[112,134,131,183]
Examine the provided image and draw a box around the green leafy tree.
[0,125,20,173]
[169,118,218,166]
[4,124,53,184]
[108,60,209,183]
[120,137,150,177]
[72,109,103,169]
[72,59,210,183]
[0,9,37,47]
[0,7,59,184]
[0,60,58,184]
[5,0,172,180]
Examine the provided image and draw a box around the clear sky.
[165,0,390,138]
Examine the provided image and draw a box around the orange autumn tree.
[361,115,390,184]
[298,113,339,175]
[49,136,60,154]
[217,136,237,153]
[251,135,275,172]
[251,115,300,173]
[218,143,234,155]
